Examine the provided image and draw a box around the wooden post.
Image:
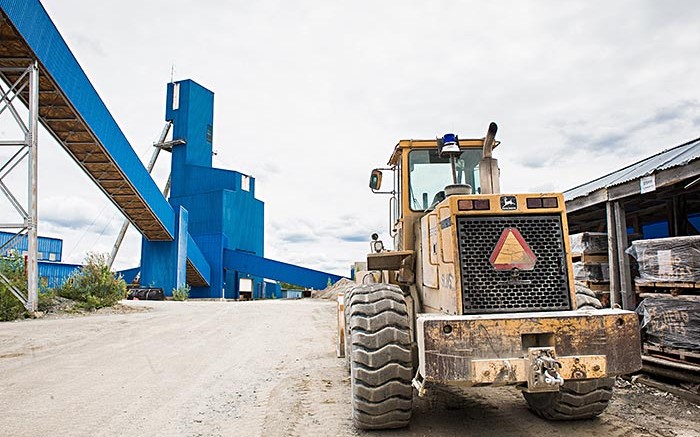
[613,201,635,310]
[606,201,620,308]
[675,194,688,236]
[670,196,679,237]
[337,293,345,358]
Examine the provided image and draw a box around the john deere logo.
[500,196,517,210]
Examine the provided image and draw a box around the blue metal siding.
[284,290,303,299]
[0,231,63,261]
[140,206,190,295]
[222,190,264,256]
[168,80,215,198]
[118,267,140,285]
[0,0,175,238]
[170,192,223,236]
[180,165,253,196]
[189,234,225,298]
[141,239,178,292]
[263,281,282,299]
[187,234,211,286]
[38,261,80,289]
[224,268,238,299]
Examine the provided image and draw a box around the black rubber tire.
[575,281,603,310]
[346,283,413,430]
[523,377,615,420]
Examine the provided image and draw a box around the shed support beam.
[606,201,620,308]
[613,201,634,310]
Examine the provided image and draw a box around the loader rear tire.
[523,377,615,420]
[575,281,603,310]
[346,283,413,430]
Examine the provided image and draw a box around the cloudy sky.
[2,1,700,277]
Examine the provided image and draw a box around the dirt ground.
[1,299,698,437]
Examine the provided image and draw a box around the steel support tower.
[0,61,39,311]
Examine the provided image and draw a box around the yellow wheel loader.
[339,123,641,430]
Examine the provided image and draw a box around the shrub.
[0,288,26,321]
[37,288,57,313]
[0,251,27,321]
[58,253,126,310]
[172,284,190,301]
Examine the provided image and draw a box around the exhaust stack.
[479,122,500,194]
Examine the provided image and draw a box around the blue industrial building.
[1,231,62,262]
[0,231,80,289]
[140,81,339,298]
[141,80,269,299]
[1,1,344,300]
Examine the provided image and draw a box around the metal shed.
[564,137,700,309]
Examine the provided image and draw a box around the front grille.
[456,215,571,314]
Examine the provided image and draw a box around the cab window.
[407,148,482,211]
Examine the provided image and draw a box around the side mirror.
[369,169,383,190]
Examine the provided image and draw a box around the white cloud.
[8,0,698,277]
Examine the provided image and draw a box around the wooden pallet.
[580,281,609,292]
[635,281,700,295]
[639,292,700,301]
[644,343,700,366]
[571,253,608,263]
[633,375,700,404]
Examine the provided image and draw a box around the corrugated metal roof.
[564,137,700,201]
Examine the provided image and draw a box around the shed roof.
[564,137,700,203]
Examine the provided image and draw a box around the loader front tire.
[346,283,413,430]
[523,377,615,420]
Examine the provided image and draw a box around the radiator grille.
[456,215,571,314]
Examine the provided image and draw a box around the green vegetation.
[0,252,27,321]
[1,252,127,321]
[172,284,190,301]
[58,253,127,310]
[279,281,305,290]
[37,288,57,313]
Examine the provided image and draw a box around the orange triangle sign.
[489,228,537,271]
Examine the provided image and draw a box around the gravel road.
[1,299,698,437]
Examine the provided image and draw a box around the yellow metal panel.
[428,214,439,265]
[417,310,641,383]
[421,214,438,289]
[469,354,607,385]
[438,206,454,264]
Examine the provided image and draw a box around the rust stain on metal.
[419,311,641,384]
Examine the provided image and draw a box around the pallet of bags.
[570,232,608,256]
[570,232,610,304]
[626,236,700,285]
[573,262,609,282]
[636,296,700,352]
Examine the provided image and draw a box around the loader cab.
[407,148,482,210]
[371,137,494,252]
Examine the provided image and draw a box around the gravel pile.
[311,278,356,300]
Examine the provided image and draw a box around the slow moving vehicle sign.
[489,227,537,271]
